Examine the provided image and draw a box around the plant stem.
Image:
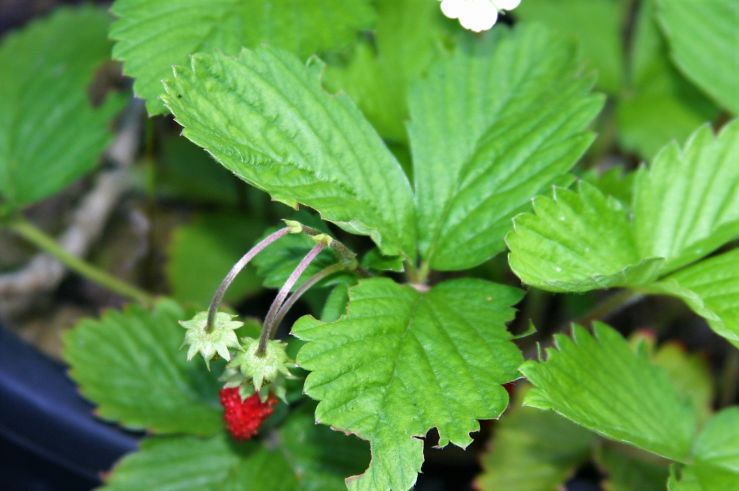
[258,243,325,355]
[270,262,346,332]
[9,218,153,306]
[206,227,289,331]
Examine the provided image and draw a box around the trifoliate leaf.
[657,0,739,113]
[293,278,523,490]
[515,0,625,93]
[408,23,603,271]
[162,48,416,260]
[102,405,369,491]
[64,300,222,435]
[521,323,695,461]
[179,311,243,367]
[476,386,595,491]
[166,213,264,306]
[595,444,669,491]
[669,408,739,491]
[617,0,718,159]
[508,121,739,302]
[0,6,123,210]
[646,248,739,348]
[110,0,375,114]
[326,0,450,142]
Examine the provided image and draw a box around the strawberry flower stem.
[270,262,347,333]
[206,227,289,332]
[258,242,325,355]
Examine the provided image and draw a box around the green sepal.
[224,337,296,403]
[179,311,242,369]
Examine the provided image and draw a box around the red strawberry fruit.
[219,387,277,440]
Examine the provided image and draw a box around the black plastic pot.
[0,325,137,490]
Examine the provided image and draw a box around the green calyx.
[222,337,296,402]
[179,311,242,369]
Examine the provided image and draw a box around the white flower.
[440,0,522,32]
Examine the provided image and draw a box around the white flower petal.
[459,0,498,32]
[440,0,463,19]
[492,0,521,10]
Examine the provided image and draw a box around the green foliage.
[161,48,416,259]
[658,0,739,114]
[0,6,123,210]
[516,0,721,159]
[253,223,337,290]
[595,445,669,491]
[166,213,264,306]
[293,278,523,490]
[508,121,739,341]
[102,405,369,491]
[515,0,624,93]
[154,137,243,206]
[618,0,718,158]
[408,24,602,270]
[111,0,375,114]
[521,323,695,461]
[652,341,714,424]
[476,387,595,490]
[64,300,223,435]
[669,408,739,491]
[646,248,739,348]
[326,0,450,142]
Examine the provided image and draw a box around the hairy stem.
[9,218,153,306]
[206,227,289,332]
[258,243,325,355]
[270,262,347,332]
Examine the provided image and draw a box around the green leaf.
[515,0,625,93]
[507,182,662,292]
[658,0,739,113]
[646,248,739,348]
[325,0,449,142]
[521,323,695,461]
[154,137,243,206]
[508,120,739,296]
[652,341,715,424]
[253,223,337,290]
[0,6,123,209]
[476,386,595,491]
[103,405,369,490]
[162,48,416,260]
[580,166,634,206]
[166,213,264,306]
[293,278,523,490]
[595,444,669,491]
[670,408,739,491]
[110,0,375,114]
[632,121,739,272]
[617,0,718,159]
[64,300,223,435]
[409,23,603,271]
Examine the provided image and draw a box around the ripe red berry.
[219,387,277,440]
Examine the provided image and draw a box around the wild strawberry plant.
[1,1,737,490]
